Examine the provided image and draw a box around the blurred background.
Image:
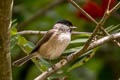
[11,0,120,80]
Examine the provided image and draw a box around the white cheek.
[58,33,71,42]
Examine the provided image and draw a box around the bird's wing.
[30,29,56,54]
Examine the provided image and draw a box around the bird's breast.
[38,32,71,60]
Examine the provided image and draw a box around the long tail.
[12,54,34,67]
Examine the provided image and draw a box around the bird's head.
[53,20,77,32]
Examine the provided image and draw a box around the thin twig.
[17,30,47,35]
[68,0,120,48]
[68,0,97,24]
[69,0,111,50]
[110,2,120,14]
[17,0,65,31]
[107,0,112,10]
[34,32,120,80]
[34,1,120,80]
[82,13,108,50]
[101,27,120,47]
[17,30,92,35]
[101,1,120,47]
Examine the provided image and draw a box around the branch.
[100,27,120,47]
[110,2,120,14]
[107,0,112,10]
[17,0,65,31]
[34,1,120,80]
[68,0,110,50]
[68,0,97,24]
[101,1,120,47]
[34,32,120,80]
[0,0,13,80]
[68,0,120,48]
[84,0,114,49]
[17,30,92,35]
[17,30,47,35]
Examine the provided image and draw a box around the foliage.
[12,0,120,80]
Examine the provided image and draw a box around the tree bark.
[0,0,13,80]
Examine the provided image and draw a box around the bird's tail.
[12,54,35,67]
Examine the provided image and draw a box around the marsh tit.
[13,20,77,66]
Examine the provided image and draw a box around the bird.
[12,20,77,67]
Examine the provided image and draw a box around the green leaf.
[18,36,28,46]
[70,38,88,44]
[12,19,17,24]
[105,25,114,32]
[10,27,17,35]
[23,41,35,53]
[67,48,99,72]
[112,28,120,33]
[80,34,91,37]
[10,38,18,50]
[64,46,82,54]
[32,58,49,72]
[11,19,18,29]
[17,35,49,72]
[10,29,18,50]
[67,50,93,72]
[106,24,120,33]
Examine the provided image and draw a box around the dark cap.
[57,20,73,26]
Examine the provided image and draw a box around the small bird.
[12,20,77,66]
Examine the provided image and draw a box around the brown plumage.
[12,20,76,67]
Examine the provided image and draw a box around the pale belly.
[38,33,71,60]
